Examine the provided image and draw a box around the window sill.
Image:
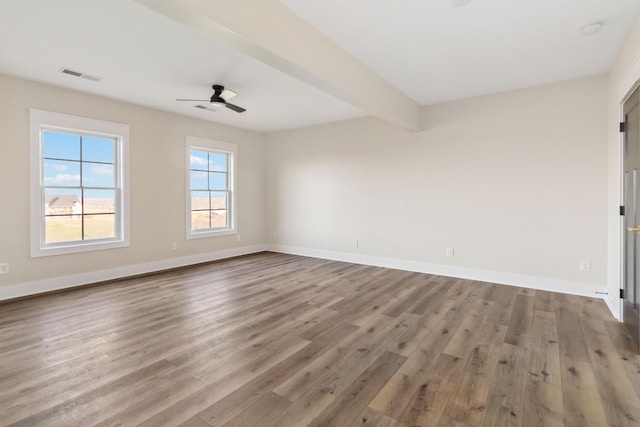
[186,228,237,240]
[31,238,130,258]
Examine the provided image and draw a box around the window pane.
[211,210,227,228]
[209,152,227,172]
[43,131,80,160]
[191,211,210,230]
[82,136,115,163]
[209,172,227,191]
[82,162,114,188]
[190,171,208,190]
[45,189,82,216]
[191,191,210,210]
[185,138,235,239]
[84,189,115,214]
[44,159,80,187]
[84,214,115,240]
[45,216,82,243]
[32,110,129,256]
[210,191,227,210]
[190,150,208,170]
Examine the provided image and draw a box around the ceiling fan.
[177,84,246,113]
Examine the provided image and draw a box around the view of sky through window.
[189,149,229,231]
[42,130,117,243]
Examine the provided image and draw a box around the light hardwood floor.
[1,252,639,426]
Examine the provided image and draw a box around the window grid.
[189,149,231,231]
[42,130,118,245]
[30,109,130,257]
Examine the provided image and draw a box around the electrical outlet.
[170,242,177,251]
[579,260,591,272]
[0,263,8,274]
[446,248,455,257]
[353,239,359,248]
[236,234,241,241]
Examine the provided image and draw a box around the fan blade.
[225,102,246,113]
[176,98,210,101]
[220,89,237,101]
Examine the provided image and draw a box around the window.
[30,109,130,257]
[186,136,236,238]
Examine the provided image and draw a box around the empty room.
[2,0,640,426]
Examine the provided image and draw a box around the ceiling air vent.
[59,68,103,82]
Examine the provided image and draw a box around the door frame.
[619,78,640,322]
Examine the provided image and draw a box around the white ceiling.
[0,0,363,133]
[1,0,639,133]
[282,0,640,105]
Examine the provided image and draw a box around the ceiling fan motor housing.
[211,84,225,106]
[210,95,226,106]
[177,84,245,113]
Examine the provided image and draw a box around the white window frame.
[29,109,130,257]
[186,136,237,239]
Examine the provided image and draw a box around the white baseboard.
[2,242,619,321]
[0,244,269,301]
[603,293,622,321]
[269,244,611,301]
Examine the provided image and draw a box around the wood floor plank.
[93,375,207,427]
[526,310,562,386]
[296,314,410,399]
[193,320,360,426]
[268,388,335,427]
[0,252,638,427]
[441,323,506,425]
[602,319,640,399]
[219,391,291,427]
[4,359,178,426]
[436,414,474,427]
[382,273,432,317]
[481,284,518,327]
[348,407,397,427]
[136,337,310,427]
[556,301,610,427]
[308,351,406,427]
[504,294,535,349]
[479,343,529,427]
[579,310,640,426]
[555,294,591,365]
[393,353,466,426]
[389,301,454,357]
[369,287,477,419]
[443,298,494,359]
[520,309,565,426]
[410,277,453,316]
[522,380,564,427]
[274,312,397,401]
[178,414,212,427]
[268,314,411,426]
[559,361,609,427]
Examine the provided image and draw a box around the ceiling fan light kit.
[210,97,226,108]
[177,84,246,113]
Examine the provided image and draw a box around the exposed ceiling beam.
[133,0,422,131]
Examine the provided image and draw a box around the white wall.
[0,74,266,298]
[266,75,608,296]
[607,14,640,318]
[0,68,619,304]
